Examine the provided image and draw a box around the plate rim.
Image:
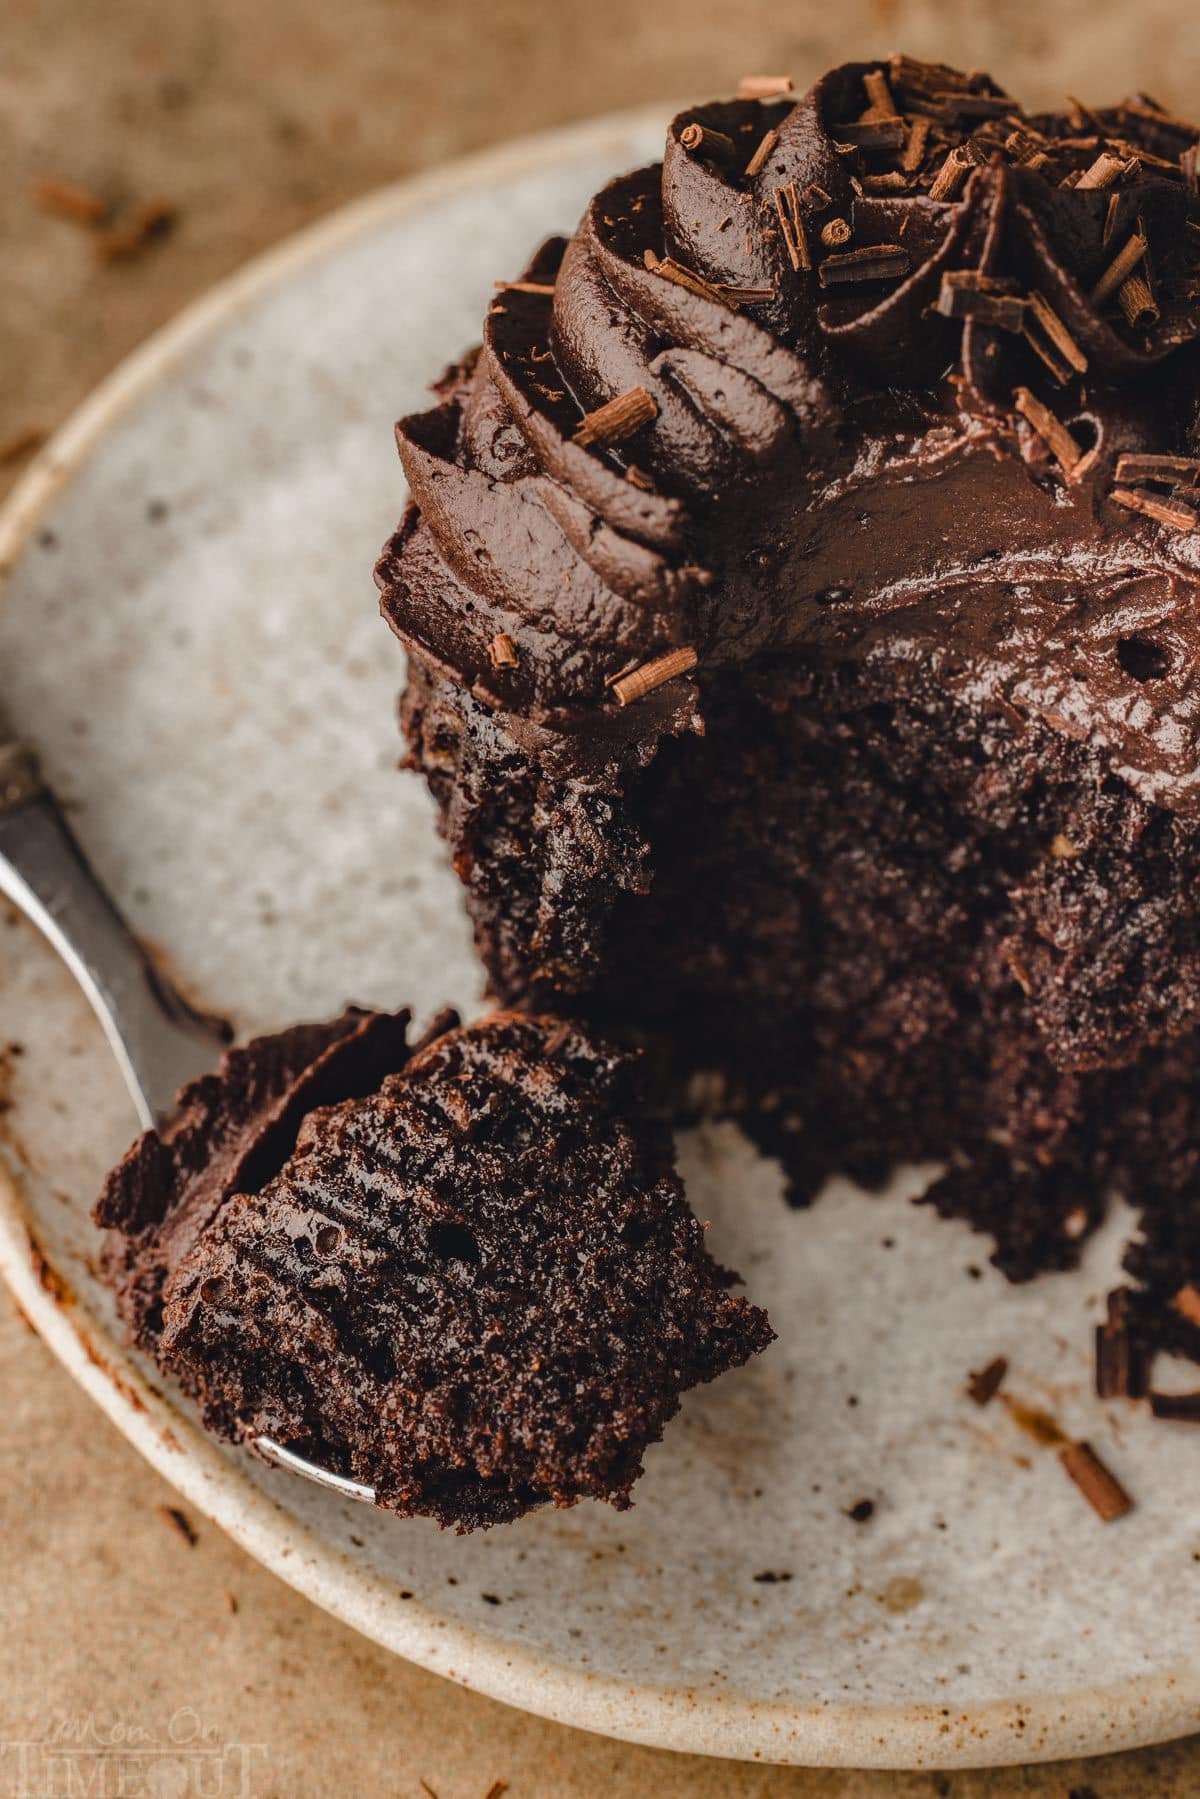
[1,107,1198,1771]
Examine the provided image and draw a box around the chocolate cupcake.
[377,60,1200,1328]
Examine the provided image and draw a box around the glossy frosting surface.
[378,60,1200,808]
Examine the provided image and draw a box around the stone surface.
[5,1,1200,1792]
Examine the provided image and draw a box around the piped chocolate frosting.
[377,57,1200,810]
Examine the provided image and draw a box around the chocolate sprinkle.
[573,386,657,450]
[610,647,699,707]
[817,244,910,288]
[1059,1441,1134,1522]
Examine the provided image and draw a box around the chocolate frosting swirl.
[377,59,1200,810]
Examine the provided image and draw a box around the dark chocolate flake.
[937,273,1026,331]
[1059,1441,1134,1522]
[817,244,910,288]
[1113,453,1200,489]
[1149,1391,1200,1422]
[1110,485,1197,532]
[834,118,907,151]
[1095,1316,1146,1400]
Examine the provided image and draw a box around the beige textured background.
[5,2,1200,1793]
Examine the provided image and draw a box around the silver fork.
[0,705,376,1504]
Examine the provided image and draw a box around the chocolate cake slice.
[377,60,1200,1343]
[96,1009,771,1529]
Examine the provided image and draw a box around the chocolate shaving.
[624,464,655,492]
[1117,98,1200,136]
[573,386,657,450]
[1095,1312,1147,1400]
[889,54,974,99]
[1115,456,1194,492]
[1149,1391,1200,1422]
[928,149,970,202]
[1024,291,1088,381]
[772,182,811,273]
[817,245,910,288]
[835,118,907,151]
[1118,271,1159,329]
[1104,137,1178,176]
[941,269,1020,295]
[1076,151,1131,191]
[1103,193,1121,246]
[901,116,932,173]
[1182,143,1200,191]
[820,217,852,249]
[644,248,736,310]
[938,272,1026,330]
[966,1355,1008,1406]
[1059,1441,1134,1521]
[1013,387,1086,475]
[801,183,832,212]
[718,282,777,304]
[156,1504,199,1546]
[487,633,519,670]
[1172,1283,1200,1326]
[1001,1393,1067,1446]
[862,173,912,193]
[862,69,897,118]
[95,199,177,263]
[744,128,779,179]
[493,280,556,296]
[1091,231,1149,307]
[680,122,734,159]
[1005,128,1051,172]
[611,647,698,707]
[737,75,793,101]
[1110,485,1197,531]
[34,176,108,226]
[935,92,1012,120]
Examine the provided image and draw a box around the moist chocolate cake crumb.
[966,1357,1008,1408]
[96,1010,771,1530]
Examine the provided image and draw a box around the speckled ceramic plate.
[2,109,1200,1771]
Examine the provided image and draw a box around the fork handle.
[0,709,226,1127]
